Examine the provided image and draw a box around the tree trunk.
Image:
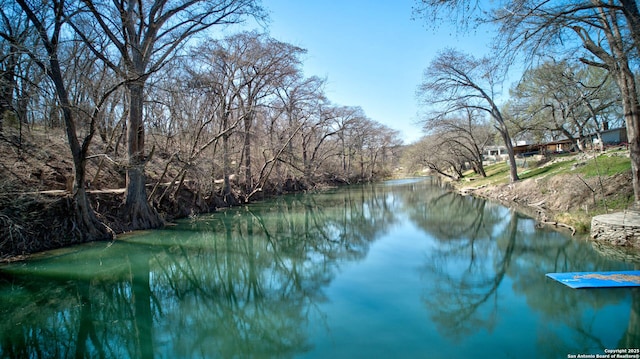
[0,82,9,134]
[0,45,20,135]
[574,2,640,206]
[60,101,112,242]
[243,113,253,195]
[123,81,163,229]
[0,108,4,134]
[359,152,365,180]
[46,44,112,242]
[472,144,487,177]
[504,137,519,182]
[302,134,311,180]
[492,105,519,182]
[72,153,112,241]
[497,125,519,183]
[473,161,487,177]
[221,110,236,205]
[615,64,640,206]
[17,0,114,244]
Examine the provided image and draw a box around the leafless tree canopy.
[508,59,622,146]
[0,0,404,246]
[414,0,640,205]
[417,48,519,182]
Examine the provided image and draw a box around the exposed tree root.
[0,194,108,260]
[539,220,577,236]
[531,201,576,235]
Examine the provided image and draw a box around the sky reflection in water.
[0,177,638,358]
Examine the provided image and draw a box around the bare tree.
[0,1,38,140]
[237,33,305,198]
[365,121,402,180]
[509,59,620,150]
[187,40,246,204]
[72,0,265,229]
[12,0,114,241]
[145,64,242,208]
[200,32,305,199]
[331,106,366,181]
[422,108,491,177]
[404,135,466,180]
[418,49,519,182]
[0,3,24,134]
[415,0,640,205]
[335,115,400,182]
[272,75,329,184]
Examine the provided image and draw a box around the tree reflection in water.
[0,183,397,358]
[414,189,639,355]
[1,179,638,358]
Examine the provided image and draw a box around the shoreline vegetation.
[446,147,634,237]
[0,126,390,263]
[1,124,634,263]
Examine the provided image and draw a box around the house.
[590,127,628,147]
[512,143,541,157]
[482,127,628,164]
[512,138,575,157]
[482,145,508,162]
[540,138,576,154]
[511,127,627,157]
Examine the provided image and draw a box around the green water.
[1,178,638,358]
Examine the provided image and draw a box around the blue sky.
[260,0,498,144]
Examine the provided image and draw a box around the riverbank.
[1,125,633,261]
[0,128,346,262]
[449,149,634,235]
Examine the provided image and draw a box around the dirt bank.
[456,165,634,234]
[0,128,316,262]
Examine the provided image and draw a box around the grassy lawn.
[457,151,633,232]
[574,154,631,177]
[464,152,631,185]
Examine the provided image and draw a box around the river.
[0,177,638,358]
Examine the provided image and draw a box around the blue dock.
[546,271,640,288]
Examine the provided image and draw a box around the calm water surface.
[1,178,639,358]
